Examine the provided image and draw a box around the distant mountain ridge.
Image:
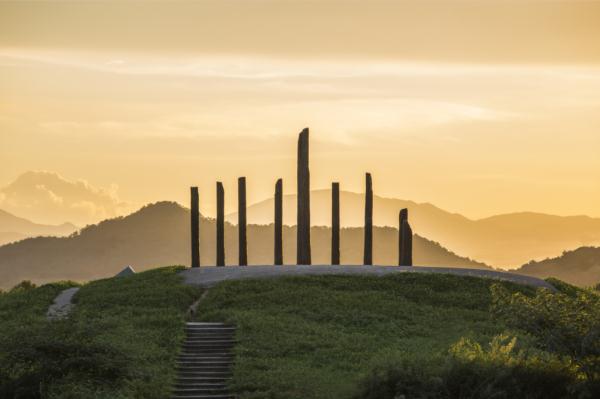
[226,190,600,268]
[515,246,600,287]
[0,201,488,289]
[0,209,77,246]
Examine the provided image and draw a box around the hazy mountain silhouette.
[0,171,128,226]
[515,246,600,287]
[0,209,77,246]
[226,190,600,268]
[0,201,489,289]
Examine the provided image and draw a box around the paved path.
[47,287,80,320]
[180,265,555,291]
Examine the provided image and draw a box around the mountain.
[0,171,128,226]
[0,201,488,289]
[515,246,600,287]
[0,209,78,246]
[226,190,600,268]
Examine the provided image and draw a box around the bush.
[354,334,576,399]
[355,282,600,399]
[10,280,37,293]
[491,284,600,386]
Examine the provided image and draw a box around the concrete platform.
[180,265,555,290]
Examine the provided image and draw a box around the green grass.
[195,273,536,399]
[4,270,592,398]
[0,266,202,398]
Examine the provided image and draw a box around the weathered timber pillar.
[274,179,283,265]
[364,173,373,265]
[297,128,312,265]
[190,187,200,268]
[399,208,413,266]
[216,182,225,266]
[238,177,247,266]
[331,182,340,265]
[399,208,407,266]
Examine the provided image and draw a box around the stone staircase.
[172,322,236,399]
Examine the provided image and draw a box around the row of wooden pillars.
[190,128,413,267]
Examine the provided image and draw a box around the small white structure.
[115,265,136,277]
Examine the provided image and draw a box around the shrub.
[10,280,37,293]
[354,334,576,399]
[491,283,600,386]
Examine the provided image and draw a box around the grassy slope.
[0,267,202,398]
[196,273,536,399]
[0,280,78,397]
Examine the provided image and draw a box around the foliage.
[10,280,38,293]
[0,266,201,399]
[196,273,534,399]
[0,280,78,398]
[355,334,577,399]
[491,283,600,393]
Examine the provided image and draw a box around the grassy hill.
[0,267,200,398]
[0,201,488,289]
[516,246,600,287]
[1,268,597,398]
[229,190,600,267]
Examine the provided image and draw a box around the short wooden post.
[190,187,200,268]
[399,208,407,266]
[297,128,312,265]
[274,179,283,265]
[331,182,340,265]
[363,173,373,265]
[238,177,247,266]
[216,182,225,266]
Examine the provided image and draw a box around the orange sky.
[1,1,600,224]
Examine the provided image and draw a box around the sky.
[1,0,600,225]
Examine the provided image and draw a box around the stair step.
[172,395,233,399]
[173,387,227,394]
[174,383,228,389]
[173,322,236,398]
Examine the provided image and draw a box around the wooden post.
[297,128,312,265]
[238,177,247,266]
[399,208,407,266]
[401,220,413,266]
[190,187,200,268]
[331,182,340,265]
[399,208,413,266]
[216,182,225,267]
[363,173,373,265]
[274,179,283,265]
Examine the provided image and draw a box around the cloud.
[0,171,128,225]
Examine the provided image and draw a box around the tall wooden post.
[238,177,247,266]
[190,187,200,268]
[297,128,312,265]
[216,182,225,266]
[331,182,340,265]
[363,173,373,265]
[399,208,413,266]
[274,179,283,265]
[399,208,407,266]
[401,220,413,266]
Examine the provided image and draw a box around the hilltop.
[516,246,600,287]
[0,201,488,289]
[227,190,600,268]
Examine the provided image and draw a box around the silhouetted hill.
[515,246,600,287]
[0,201,488,288]
[226,190,600,268]
[0,209,77,246]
